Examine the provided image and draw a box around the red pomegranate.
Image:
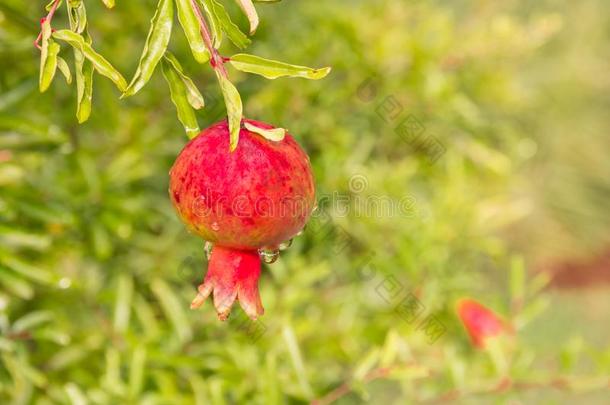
[456,298,506,348]
[169,119,315,320]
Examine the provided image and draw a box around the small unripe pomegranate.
[169,119,315,320]
[456,298,506,348]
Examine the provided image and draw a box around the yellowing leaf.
[39,20,60,92]
[229,53,331,79]
[244,121,285,142]
[234,0,259,34]
[216,72,242,151]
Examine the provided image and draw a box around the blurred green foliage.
[1,0,609,403]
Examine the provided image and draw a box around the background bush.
[1,0,609,403]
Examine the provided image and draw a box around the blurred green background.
[1,0,609,403]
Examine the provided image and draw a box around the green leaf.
[52,30,127,91]
[233,0,259,34]
[0,80,36,111]
[229,53,331,79]
[0,268,34,299]
[176,0,210,64]
[12,311,54,333]
[100,0,115,8]
[128,345,147,398]
[202,0,251,49]
[164,52,205,109]
[67,0,87,34]
[0,254,56,285]
[57,56,72,84]
[150,278,192,343]
[65,383,88,405]
[74,45,94,123]
[122,0,173,97]
[161,57,200,138]
[113,274,133,333]
[67,1,93,122]
[199,0,223,47]
[39,20,60,92]
[46,0,64,11]
[244,121,285,141]
[216,72,242,151]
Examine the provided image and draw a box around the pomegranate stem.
[189,0,229,78]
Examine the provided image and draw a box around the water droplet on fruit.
[279,239,293,250]
[258,249,280,264]
[204,241,213,260]
[296,225,307,236]
[211,222,220,231]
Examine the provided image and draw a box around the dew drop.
[204,241,213,260]
[58,277,72,289]
[258,249,280,264]
[296,225,307,236]
[279,239,293,250]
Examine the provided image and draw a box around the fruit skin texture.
[456,298,505,348]
[169,119,315,319]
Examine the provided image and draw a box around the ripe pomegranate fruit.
[169,119,315,320]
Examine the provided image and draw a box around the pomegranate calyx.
[190,245,264,320]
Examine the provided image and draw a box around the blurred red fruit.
[456,298,505,348]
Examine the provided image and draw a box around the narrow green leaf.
[100,0,115,8]
[39,20,60,92]
[176,0,210,63]
[282,324,313,397]
[0,254,56,285]
[57,56,72,84]
[150,278,192,343]
[216,72,242,151]
[52,30,127,91]
[510,255,525,306]
[67,0,87,33]
[164,52,204,109]
[128,345,146,399]
[134,294,161,338]
[203,0,251,49]
[68,0,93,122]
[199,0,223,47]
[122,0,173,97]
[233,0,258,34]
[229,53,331,79]
[12,311,54,333]
[244,121,285,141]
[0,80,35,111]
[0,268,34,300]
[46,0,64,11]
[74,47,94,123]
[113,274,133,333]
[353,348,380,381]
[161,58,200,138]
[64,383,87,405]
